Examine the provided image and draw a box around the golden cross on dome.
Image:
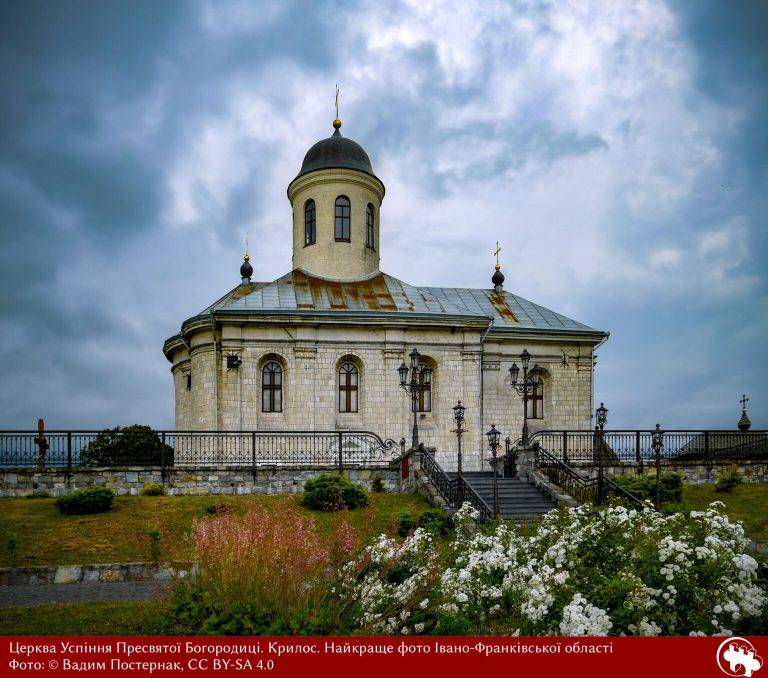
[244,235,249,260]
[493,241,502,270]
[333,85,342,129]
[741,394,749,410]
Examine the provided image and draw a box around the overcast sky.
[1,0,766,431]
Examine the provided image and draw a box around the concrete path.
[0,581,172,608]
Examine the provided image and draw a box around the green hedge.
[80,425,174,467]
[611,471,684,504]
[56,487,115,515]
[302,474,368,512]
[397,509,453,537]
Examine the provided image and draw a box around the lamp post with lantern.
[398,348,428,453]
[452,400,467,503]
[486,424,502,517]
[595,402,609,504]
[651,423,664,510]
[509,349,543,446]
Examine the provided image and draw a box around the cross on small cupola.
[239,236,253,284]
[491,241,505,292]
[738,393,752,431]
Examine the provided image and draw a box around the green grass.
[683,483,768,541]
[0,492,432,567]
[0,600,168,635]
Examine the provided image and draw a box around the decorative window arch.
[261,361,283,413]
[334,195,351,241]
[366,203,375,249]
[304,199,316,246]
[338,361,359,413]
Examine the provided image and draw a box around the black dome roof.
[290,128,382,188]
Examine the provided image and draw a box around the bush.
[200,502,234,516]
[715,464,742,493]
[372,475,387,493]
[611,471,684,504]
[302,474,368,512]
[141,482,164,496]
[340,502,767,636]
[398,509,453,537]
[149,527,161,562]
[25,489,50,499]
[79,425,174,467]
[56,487,115,515]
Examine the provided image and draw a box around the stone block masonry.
[0,466,402,498]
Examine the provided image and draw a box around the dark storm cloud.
[0,0,766,430]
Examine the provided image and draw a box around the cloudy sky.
[1,0,766,431]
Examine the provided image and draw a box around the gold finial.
[333,84,342,129]
[493,241,502,270]
[244,235,249,261]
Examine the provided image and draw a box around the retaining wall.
[0,466,402,498]
[570,460,768,485]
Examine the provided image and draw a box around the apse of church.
[163,115,608,470]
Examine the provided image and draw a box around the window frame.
[261,361,283,413]
[334,195,351,242]
[417,365,432,412]
[338,362,359,413]
[304,199,316,246]
[365,203,375,249]
[526,382,544,420]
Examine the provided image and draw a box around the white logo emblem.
[717,637,763,677]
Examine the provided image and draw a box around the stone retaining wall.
[0,561,198,586]
[570,461,767,485]
[0,466,401,498]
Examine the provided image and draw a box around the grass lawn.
[0,491,432,567]
[0,600,168,635]
[683,483,768,542]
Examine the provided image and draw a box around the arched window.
[366,203,375,249]
[262,361,283,413]
[338,362,358,412]
[304,199,316,246]
[417,364,432,412]
[526,382,544,419]
[334,195,351,241]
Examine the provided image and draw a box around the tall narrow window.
[338,362,358,413]
[366,203,375,249]
[334,195,351,241]
[525,382,543,419]
[304,199,316,246]
[417,365,432,412]
[262,361,283,413]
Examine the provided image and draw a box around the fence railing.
[533,444,647,511]
[418,446,494,522]
[0,430,401,470]
[529,430,768,466]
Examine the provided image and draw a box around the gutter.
[479,318,494,470]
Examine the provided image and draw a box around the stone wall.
[0,466,402,498]
[167,323,599,474]
[571,461,768,485]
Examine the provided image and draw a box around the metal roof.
[195,269,604,335]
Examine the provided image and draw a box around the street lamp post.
[595,402,609,505]
[452,401,467,504]
[651,423,664,510]
[398,348,427,453]
[509,349,542,445]
[486,424,502,517]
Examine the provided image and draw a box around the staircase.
[447,471,557,521]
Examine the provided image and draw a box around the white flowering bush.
[340,502,766,636]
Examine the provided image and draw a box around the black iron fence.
[0,430,402,470]
[530,430,768,466]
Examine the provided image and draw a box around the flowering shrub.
[173,501,358,634]
[341,502,766,636]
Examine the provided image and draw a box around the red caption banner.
[2,635,765,678]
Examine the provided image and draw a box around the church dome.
[291,127,380,185]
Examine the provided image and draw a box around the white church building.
[162,116,608,470]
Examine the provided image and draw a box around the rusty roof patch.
[489,293,518,321]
